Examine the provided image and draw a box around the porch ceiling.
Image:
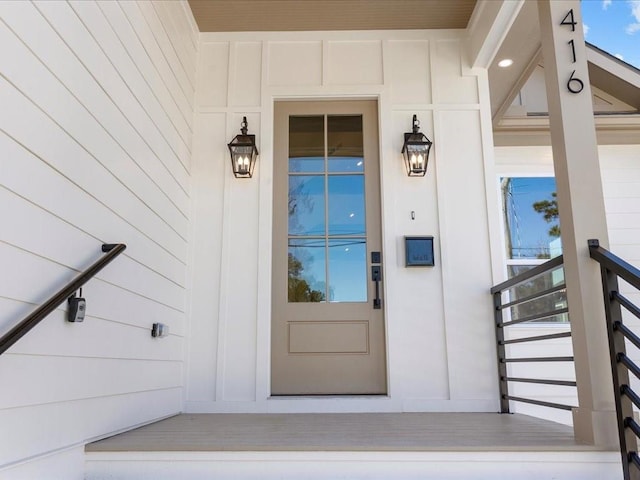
[487,0,541,122]
[187,0,477,32]
[487,3,640,123]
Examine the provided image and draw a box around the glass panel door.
[287,115,367,303]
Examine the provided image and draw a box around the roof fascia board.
[586,45,640,90]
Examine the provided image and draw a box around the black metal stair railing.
[0,243,126,356]
[589,239,640,480]
[491,255,578,414]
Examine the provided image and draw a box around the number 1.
[568,39,576,63]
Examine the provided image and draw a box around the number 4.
[561,9,577,31]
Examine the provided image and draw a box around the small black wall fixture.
[227,116,258,178]
[151,322,169,338]
[401,114,433,177]
[67,287,86,323]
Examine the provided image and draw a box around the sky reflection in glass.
[288,176,325,236]
[328,239,367,302]
[502,177,559,259]
[328,175,365,236]
[289,156,324,172]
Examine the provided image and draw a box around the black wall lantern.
[401,114,432,177]
[228,116,258,178]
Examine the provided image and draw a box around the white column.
[538,0,616,447]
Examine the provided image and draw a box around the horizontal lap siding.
[601,146,640,309]
[1,389,183,468]
[602,147,640,267]
[601,146,640,407]
[0,0,196,471]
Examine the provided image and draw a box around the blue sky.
[581,0,640,68]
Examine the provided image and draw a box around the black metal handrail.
[491,255,577,414]
[0,243,126,356]
[491,255,565,293]
[589,239,640,480]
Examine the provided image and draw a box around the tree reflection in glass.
[288,253,326,302]
[507,265,567,323]
[501,176,566,323]
[288,240,326,303]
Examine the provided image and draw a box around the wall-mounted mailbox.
[405,236,434,267]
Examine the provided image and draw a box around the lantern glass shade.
[401,115,432,177]
[228,117,258,178]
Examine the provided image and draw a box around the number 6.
[567,70,584,94]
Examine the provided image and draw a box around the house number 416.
[560,9,584,94]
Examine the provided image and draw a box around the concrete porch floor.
[86,413,608,453]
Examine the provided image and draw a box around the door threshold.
[265,395,397,413]
[268,395,390,400]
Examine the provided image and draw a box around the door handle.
[371,265,382,309]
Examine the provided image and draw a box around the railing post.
[590,239,639,480]
[538,0,616,446]
[493,290,510,413]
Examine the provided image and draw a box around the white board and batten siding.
[187,30,499,414]
[0,1,197,477]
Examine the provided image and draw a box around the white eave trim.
[466,0,524,70]
[586,45,640,90]
[494,114,640,146]
[496,114,640,131]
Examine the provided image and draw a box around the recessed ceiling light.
[498,58,514,68]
